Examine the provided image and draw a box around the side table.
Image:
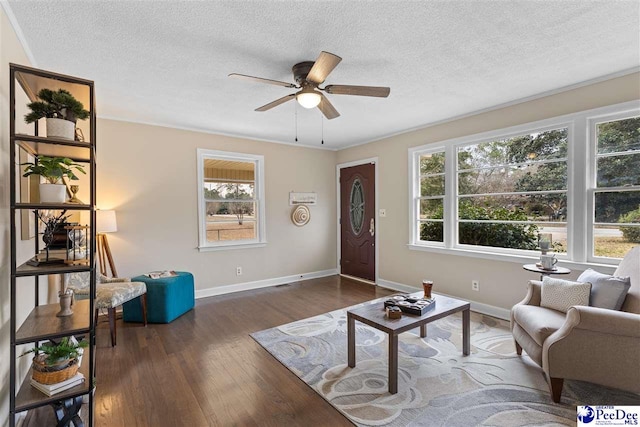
[523,263,571,281]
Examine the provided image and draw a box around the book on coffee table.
[384,295,436,316]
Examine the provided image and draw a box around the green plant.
[420,202,539,250]
[24,88,90,124]
[619,206,640,243]
[21,337,88,366]
[22,156,86,184]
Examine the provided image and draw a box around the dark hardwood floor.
[95,276,394,426]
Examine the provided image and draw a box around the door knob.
[369,218,375,236]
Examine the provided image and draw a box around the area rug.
[251,298,640,426]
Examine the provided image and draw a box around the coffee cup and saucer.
[538,254,558,271]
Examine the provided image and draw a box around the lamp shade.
[296,88,321,109]
[97,210,117,233]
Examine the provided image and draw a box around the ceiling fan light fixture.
[296,88,321,109]
[230,51,389,120]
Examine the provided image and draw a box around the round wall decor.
[291,205,311,226]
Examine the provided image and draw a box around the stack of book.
[145,270,178,279]
[30,373,85,397]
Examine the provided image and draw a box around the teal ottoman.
[123,272,194,323]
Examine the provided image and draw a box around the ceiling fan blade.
[306,51,342,84]
[323,85,390,97]
[229,73,296,88]
[255,94,296,111]
[317,94,340,120]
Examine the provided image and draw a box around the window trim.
[409,100,640,266]
[196,149,266,251]
[409,146,446,247]
[587,109,640,264]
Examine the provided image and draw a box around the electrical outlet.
[236,267,242,276]
[379,209,387,217]
[472,280,480,291]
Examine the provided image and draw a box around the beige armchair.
[511,247,640,402]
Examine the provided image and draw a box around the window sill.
[407,244,617,274]
[199,242,267,252]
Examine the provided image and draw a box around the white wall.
[97,119,337,292]
[0,7,52,427]
[337,72,640,311]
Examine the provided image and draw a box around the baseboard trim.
[340,274,376,286]
[376,279,417,294]
[377,278,511,320]
[195,269,339,299]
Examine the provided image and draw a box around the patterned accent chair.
[510,247,640,402]
[65,272,147,346]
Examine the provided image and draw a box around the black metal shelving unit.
[9,63,96,427]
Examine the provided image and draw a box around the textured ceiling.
[4,1,639,149]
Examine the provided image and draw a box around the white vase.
[46,117,75,140]
[39,183,67,203]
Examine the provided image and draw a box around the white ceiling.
[4,1,639,149]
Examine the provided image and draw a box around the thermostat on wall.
[289,192,317,205]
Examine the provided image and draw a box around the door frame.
[336,157,379,284]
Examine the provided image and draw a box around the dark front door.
[340,163,375,281]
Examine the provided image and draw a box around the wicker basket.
[31,355,79,385]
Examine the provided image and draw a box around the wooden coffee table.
[347,292,470,394]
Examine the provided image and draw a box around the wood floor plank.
[95,276,394,426]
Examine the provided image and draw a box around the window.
[456,128,568,252]
[415,150,445,243]
[591,115,640,259]
[409,101,640,264]
[197,149,265,250]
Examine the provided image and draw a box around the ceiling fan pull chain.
[321,113,324,145]
[295,102,298,142]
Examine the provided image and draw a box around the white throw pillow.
[577,268,631,310]
[540,276,592,313]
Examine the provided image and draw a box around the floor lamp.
[97,209,118,277]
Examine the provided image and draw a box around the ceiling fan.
[229,51,390,120]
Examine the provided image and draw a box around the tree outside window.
[411,105,640,262]
[419,128,568,251]
[594,116,640,258]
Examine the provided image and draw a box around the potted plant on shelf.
[22,156,86,203]
[24,88,90,140]
[26,210,71,267]
[22,337,88,385]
